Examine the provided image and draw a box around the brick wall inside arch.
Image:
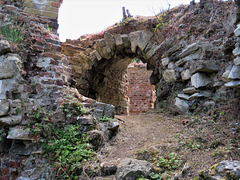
[127,62,156,114]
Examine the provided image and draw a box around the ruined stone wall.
[0,0,66,178]
[127,63,155,114]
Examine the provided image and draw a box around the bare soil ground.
[96,112,240,180]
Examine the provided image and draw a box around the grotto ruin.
[0,0,240,179]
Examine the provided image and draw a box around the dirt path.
[99,113,181,163]
[95,112,239,180]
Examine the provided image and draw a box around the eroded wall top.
[23,0,62,19]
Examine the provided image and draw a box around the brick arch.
[62,30,161,114]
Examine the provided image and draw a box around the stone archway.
[62,30,161,114]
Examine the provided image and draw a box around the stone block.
[115,158,153,180]
[41,10,58,19]
[121,34,131,49]
[234,56,240,65]
[0,114,22,126]
[189,92,208,100]
[94,39,112,60]
[23,2,33,8]
[162,44,182,58]
[178,94,190,100]
[129,30,153,53]
[114,34,124,51]
[46,6,58,13]
[0,54,22,79]
[0,40,11,56]
[222,70,231,82]
[191,73,211,88]
[178,42,199,58]
[225,81,240,88]
[168,62,176,69]
[0,100,9,116]
[161,57,170,66]
[181,69,191,81]
[199,161,240,180]
[24,7,40,15]
[93,50,102,61]
[183,87,198,94]
[146,43,161,59]
[191,60,219,74]
[234,24,240,37]
[183,49,202,60]
[163,69,177,82]
[7,126,32,140]
[233,46,240,56]
[175,98,189,113]
[228,65,240,79]
[104,32,116,51]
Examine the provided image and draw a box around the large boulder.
[199,161,240,180]
[115,158,153,180]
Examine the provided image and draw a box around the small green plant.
[119,17,133,25]
[132,57,141,63]
[98,115,116,122]
[154,13,168,32]
[0,23,25,43]
[27,106,96,179]
[43,124,96,179]
[157,152,182,171]
[46,24,52,32]
[150,172,162,180]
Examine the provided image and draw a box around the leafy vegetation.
[26,104,96,179]
[0,23,25,43]
[154,13,168,32]
[98,115,116,122]
[43,124,96,179]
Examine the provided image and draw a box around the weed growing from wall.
[27,105,96,179]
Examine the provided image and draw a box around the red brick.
[51,2,60,8]
[9,161,18,168]
[0,168,9,176]
[56,80,64,86]
[0,177,8,180]
[52,44,62,52]
[39,72,53,78]
[53,67,63,73]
